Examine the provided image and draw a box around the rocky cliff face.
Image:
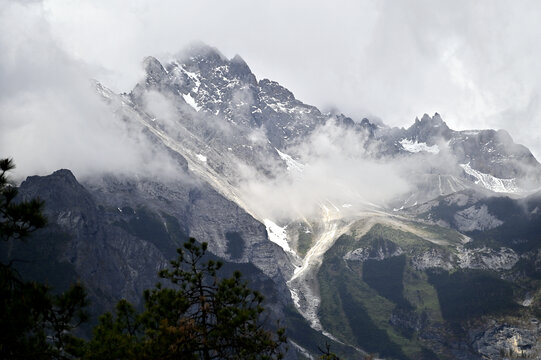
[12,170,168,312]
[123,45,541,211]
[9,168,296,325]
[470,320,541,359]
[8,44,541,359]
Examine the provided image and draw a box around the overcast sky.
[2,0,541,164]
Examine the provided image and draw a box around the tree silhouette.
[1,159,286,359]
[0,158,88,360]
[85,238,287,360]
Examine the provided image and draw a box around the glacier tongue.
[460,163,519,193]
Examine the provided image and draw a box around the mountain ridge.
[6,44,541,359]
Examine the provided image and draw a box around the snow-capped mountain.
[7,44,541,359]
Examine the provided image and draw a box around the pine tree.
[85,238,287,360]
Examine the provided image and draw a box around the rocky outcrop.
[457,246,519,271]
[470,320,541,359]
[454,205,504,232]
[344,238,403,262]
[411,248,454,271]
[17,170,169,310]
[12,169,296,322]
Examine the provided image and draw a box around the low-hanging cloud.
[37,0,541,160]
[236,121,411,221]
[3,0,541,213]
[0,0,186,182]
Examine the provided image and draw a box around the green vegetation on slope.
[297,231,313,258]
[427,269,519,321]
[363,255,410,308]
[317,227,441,360]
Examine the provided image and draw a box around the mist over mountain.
[4,39,541,359]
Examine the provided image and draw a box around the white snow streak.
[275,148,305,172]
[196,154,207,162]
[399,139,440,154]
[182,93,201,111]
[460,163,519,193]
[264,219,293,253]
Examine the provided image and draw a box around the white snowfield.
[182,93,201,111]
[275,148,305,173]
[195,154,207,162]
[460,163,519,193]
[399,138,440,154]
[263,219,294,254]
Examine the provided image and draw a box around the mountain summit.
[8,44,541,360]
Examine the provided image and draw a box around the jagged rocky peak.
[130,43,264,125]
[332,113,355,127]
[451,127,541,180]
[181,42,228,62]
[358,117,379,136]
[23,169,81,192]
[328,115,377,137]
[258,79,296,102]
[170,43,257,86]
[19,169,96,214]
[406,112,451,142]
[229,54,254,81]
[142,56,167,84]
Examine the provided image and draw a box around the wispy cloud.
[3,0,541,183]
[36,0,541,159]
[0,0,185,181]
[236,120,411,221]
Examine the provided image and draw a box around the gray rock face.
[344,238,403,262]
[451,129,539,180]
[17,170,169,310]
[389,113,541,182]
[410,244,519,272]
[456,246,519,271]
[380,113,541,201]
[471,321,541,359]
[13,169,296,322]
[404,113,452,143]
[454,205,504,232]
[411,248,454,271]
[130,44,327,153]
[86,174,296,285]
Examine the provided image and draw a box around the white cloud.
[36,0,541,159]
[0,0,185,181]
[3,0,541,181]
[237,121,411,221]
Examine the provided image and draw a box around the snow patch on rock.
[182,93,201,111]
[264,219,293,253]
[196,154,207,162]
[460,163,519,193]
[275,148,304,172]
[400,139,440,154]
